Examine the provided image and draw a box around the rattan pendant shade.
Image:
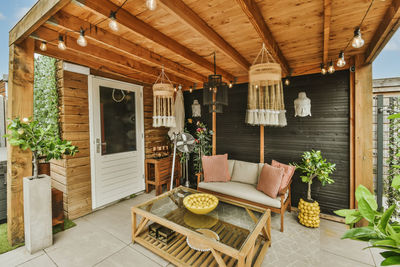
[246,44,287,127]
[152,67,176,128]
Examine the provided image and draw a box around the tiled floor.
[0,191,383,267]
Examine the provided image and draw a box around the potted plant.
[294,150,335,228]
[5,117,78,253]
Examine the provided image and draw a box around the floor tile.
[0,246,44,267]
[17,254,56,267]
[95,246,161,267]
[44,218,126,267]
[321,250,374,267]
[130,243,169,267]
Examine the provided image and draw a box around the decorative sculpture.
[246,44,287,127]
[192,100,201,117]
[294,92,311,117]
[152,67,176,128]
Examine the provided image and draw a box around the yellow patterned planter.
[298,198,320,228]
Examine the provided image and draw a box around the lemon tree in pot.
[294,150,335,228]
[5,117,78,253]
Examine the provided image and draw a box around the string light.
[327,60,335,74]
[77,28,87,47]
[351,28,364,48]
[336,51,346,67]
[58,35,66,50]
[40,41,47,52]
[146,0,157,10]
[284,77,290,86]
[189,86,193,93]
[109,11,119,32]
[320,63,327,75]
[229,81,233,88]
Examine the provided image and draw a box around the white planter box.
[23,174,52,254]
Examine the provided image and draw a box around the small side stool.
[145,156,181,195]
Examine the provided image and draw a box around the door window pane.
[100,86,136,155]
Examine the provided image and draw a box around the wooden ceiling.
[16,0,400,87]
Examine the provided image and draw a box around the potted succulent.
[294,150,335,228]
[5,117,78,253]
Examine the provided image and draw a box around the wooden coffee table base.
[132,193,271,267]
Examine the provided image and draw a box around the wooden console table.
[145,156,181,195]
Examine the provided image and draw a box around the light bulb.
[328,61,335,74]
[320,63,327,75]
[109,12,119,32]
[284,78,290,86]
[174,87,177,92]
[352,28,364,48]
[336,51,346,67]
[146,0,157,10]
[77,29,87,47]
[189,87,193,93]
[209,87,212,91]
[58,36,66,50]
[229,81,233,88]
[40,41,47,51]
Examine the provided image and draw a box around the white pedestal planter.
[23,174,52,254]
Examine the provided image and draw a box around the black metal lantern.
[203,52,228,113]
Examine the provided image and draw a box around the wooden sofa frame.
[196,173,292,232]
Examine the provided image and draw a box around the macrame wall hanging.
[294,92,311,117]
[152,67,176,128]
[246,44,287,127]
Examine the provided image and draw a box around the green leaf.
[381,251,400,259]
[379,205,397,233]
[392,175,400,190]
[388,113,400,119]
[358,197,376,223]
[381,256,400,266]
[356,185,378,211]
[342,227,377,240]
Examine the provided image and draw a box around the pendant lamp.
[246,44,287,127]
[152,67,176,128]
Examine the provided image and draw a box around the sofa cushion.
[271,160,296,193]
[202,154,230,182]
[231,160,259,185]
[228,160,235,178]
[198,181,286,208]
[257,164,285,198]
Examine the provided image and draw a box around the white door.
[89,76,144,209]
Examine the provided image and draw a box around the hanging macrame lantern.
[246,44,287,127]
[152,67,176,128]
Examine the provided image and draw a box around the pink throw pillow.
[271,160,296,193]
[257,164,284,198]
[202,154,230,182]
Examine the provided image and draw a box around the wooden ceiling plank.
[75,0,235,81]
[33,26,194,86]
[364,0,400,64]
[48,10,206,83]
[159,0,250,72]
[235,0,290,75]
[34,40,155,84]
[323,0,332,64]
[9,0,70,45]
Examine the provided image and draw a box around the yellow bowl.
[183,193,219,215]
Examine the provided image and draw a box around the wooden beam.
[33,26,193,87]
[47,11,206,84]
[75,0,235,82]
[7,38,35,245]
[354,54,373,198]
[235,0,290,75]
[323,0,332,65]
[34,40,156,85]
[159,0,250,71]
[260,125,264,163]
[9,0,70,45]
[365,0,400,64]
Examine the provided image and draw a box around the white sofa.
[197,159,292,232]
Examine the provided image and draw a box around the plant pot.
[298,198,320,228]
[23,174,53,254]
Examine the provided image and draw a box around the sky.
[0,0,399,80]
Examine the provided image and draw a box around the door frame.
[88,75,145,209]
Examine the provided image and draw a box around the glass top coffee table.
[131,186,271,267]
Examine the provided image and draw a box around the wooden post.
[354,54,373,198]
[212,91,216,155]
[349,67,355,209]
[260,125,264,163]
[7,38,34,245]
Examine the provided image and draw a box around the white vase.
[23,174,53,254]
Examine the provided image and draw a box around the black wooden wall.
[184,70,350,214]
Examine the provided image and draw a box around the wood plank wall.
[49,62,167,219]
[184,70,350,214]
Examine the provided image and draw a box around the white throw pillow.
[231,160,259,185]
[228,160,235,177]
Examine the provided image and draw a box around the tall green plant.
[293,150,336,201]
[192,121,212,174]
[34,55,59,138]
